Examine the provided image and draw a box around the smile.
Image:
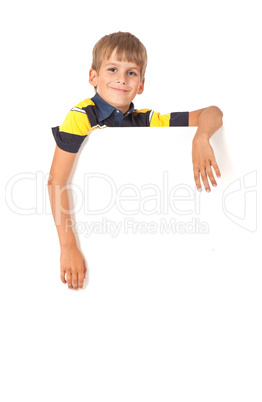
[110,87,128,93]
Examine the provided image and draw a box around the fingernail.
[198,187,202,192]
[206,189,210,193]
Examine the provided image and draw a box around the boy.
[48,32,223,290]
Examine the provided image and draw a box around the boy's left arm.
[189,106,223,192]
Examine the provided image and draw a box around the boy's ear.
[137,79,145,95]
[89,69,98,88]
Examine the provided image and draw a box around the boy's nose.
[116,73,126,84]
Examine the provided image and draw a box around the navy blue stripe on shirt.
[170,112,189,126]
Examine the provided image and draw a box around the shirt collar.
[91,92,135,122]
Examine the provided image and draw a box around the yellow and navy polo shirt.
[52,93,189,153]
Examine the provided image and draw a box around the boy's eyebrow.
[105,62,140,71]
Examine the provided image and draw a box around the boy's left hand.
[192,134,221,192]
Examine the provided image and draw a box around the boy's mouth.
[110,87,128,93]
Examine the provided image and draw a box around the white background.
[1,1,261,401]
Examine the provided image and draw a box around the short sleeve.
[150,111,189,127]
[52,107,91,153]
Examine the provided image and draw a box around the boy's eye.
[107,68,137,76]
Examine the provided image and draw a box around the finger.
[200,167,211,192]
[83,261,87,277]
[72,272,78,290]
[66,272,73,289]
[194,169,202,192]
[60,268,66,284]
[78,272,85,289]
[206,164,217,187]
[211,160,221,178]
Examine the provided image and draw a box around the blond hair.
[91,32,147,82]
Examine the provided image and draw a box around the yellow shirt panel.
[133,108,151,116]
[59,109,91,136]
[75,98,95,109]
[150,112,171,127]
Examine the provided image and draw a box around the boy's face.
[89,48,145,114]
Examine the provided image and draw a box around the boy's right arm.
[47,145,86,290]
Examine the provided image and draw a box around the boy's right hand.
[60,244,87,290]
